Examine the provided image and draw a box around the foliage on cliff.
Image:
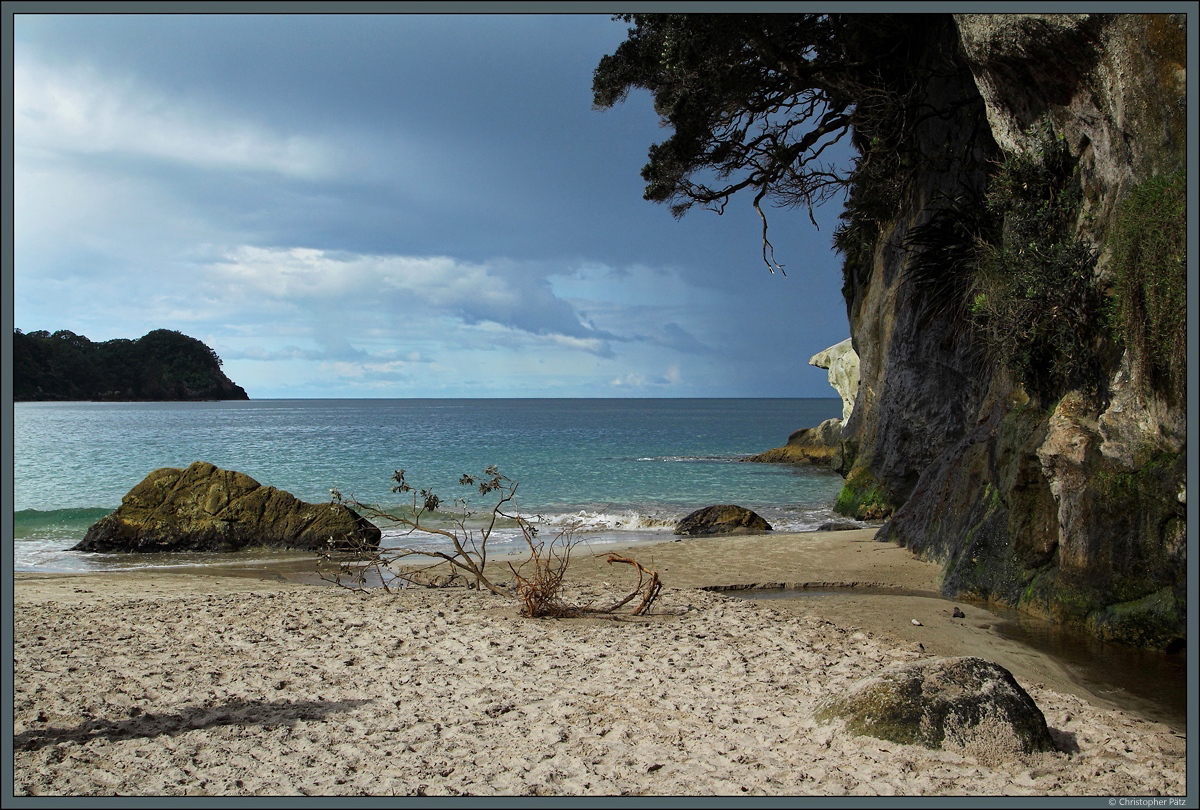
[596,12,1188,649]
[967,125,1105,404]
[13,328,248,401]
[1106,169,1187,406]
[593,13,958,275]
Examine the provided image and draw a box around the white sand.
[11,531,1189,797]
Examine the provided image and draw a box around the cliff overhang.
[833,13,1187,650]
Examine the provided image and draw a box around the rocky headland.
[13,328,248,401]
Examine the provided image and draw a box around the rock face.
[675,505,772,537]
[831,13,1186,649]
[74,461,381,553]
[809,339,860,426]
[816,657,1055,762]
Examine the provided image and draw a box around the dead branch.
[601,553,663,616]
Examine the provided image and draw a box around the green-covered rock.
[74,461,380,553]
[816,657,1054,762]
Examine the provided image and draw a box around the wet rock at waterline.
[74,461,381,553]
[817,521,864,532]
[675,505,772,537]
[742,418,842,465]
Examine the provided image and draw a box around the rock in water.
[742,418,842,465]
[674,505,772,536]
[815,657,1055,762]
[74,461,381,553]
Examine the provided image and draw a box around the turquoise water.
[13,398,853,571]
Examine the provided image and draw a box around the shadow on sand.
[15,696,372,752]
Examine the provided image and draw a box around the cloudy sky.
[12,12,855,399]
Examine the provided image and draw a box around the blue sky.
[12,12,854,398]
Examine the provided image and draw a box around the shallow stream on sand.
[734,587,1187,731]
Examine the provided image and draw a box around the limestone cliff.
[834,13,1187,649]
[743,339,858,465]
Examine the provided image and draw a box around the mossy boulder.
[816,657,1054,761]
[674,505,772,537]
[74,461,381,553]
[834,462,895,521]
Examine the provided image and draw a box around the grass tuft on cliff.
[1105,169,1187,406]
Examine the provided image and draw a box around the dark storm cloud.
[13,12,854,398]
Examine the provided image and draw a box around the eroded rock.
[74,461,381,553]
[809,339,860,426]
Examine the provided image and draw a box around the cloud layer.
[12,14,853,398]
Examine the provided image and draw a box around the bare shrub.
[323,466,517,595]
[508,527,577,618]
[321,466,663,618]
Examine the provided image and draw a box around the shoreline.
[13,529,1189,796]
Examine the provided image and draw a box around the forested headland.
[13,328,249,402]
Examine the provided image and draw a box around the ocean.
[13,398,853,573]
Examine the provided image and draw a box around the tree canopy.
[13,328,248,401]
[593,13,962,274]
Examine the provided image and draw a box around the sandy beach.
[11,529,1189,797]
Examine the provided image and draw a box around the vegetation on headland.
[13,328,248,401]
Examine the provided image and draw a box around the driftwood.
[600,553,663,616]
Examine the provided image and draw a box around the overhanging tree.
[592,13,969,275]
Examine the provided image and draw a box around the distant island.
[13,328,249,402]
